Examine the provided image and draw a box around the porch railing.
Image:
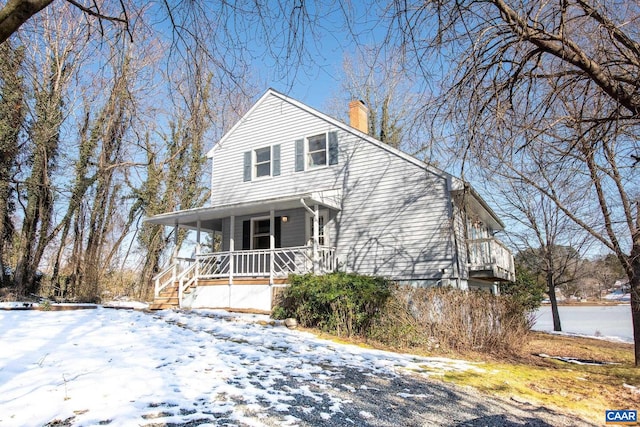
[153,246,337,300]
[197,246,336,280]
[468,238,515,281]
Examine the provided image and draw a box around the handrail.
[177,262,198,308]
[153,257,196,298]
[153,264,176,298]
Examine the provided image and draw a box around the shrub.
[273,272,392,337]
[500,265,546,312]
[368,286,533,355]
[275,273,533,356]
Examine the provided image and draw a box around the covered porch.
[145,191,341,311]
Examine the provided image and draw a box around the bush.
[273,272,392,337]
[368,286,533,355]
[500,265,546,312]
[275,273,533,356]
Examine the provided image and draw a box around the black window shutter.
[294,139,304,172]
[243,151,252,182]
[242,220,250,250]
[272,144,281,176]
[275,216,282,248]
[328,131,338,165]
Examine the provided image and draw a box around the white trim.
[207,90,275,157]
[144,190,342,228]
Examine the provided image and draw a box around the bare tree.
[12,9,77,296]
[0,40,25,286]
[499,180,589,331]
[134,49,217,299]
[325,49,444,161]
[0,0,129,44]
[384,1,640,363]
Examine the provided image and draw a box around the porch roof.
[144,190,342,231]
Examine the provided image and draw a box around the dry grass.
[310,325,639,424]
[441,332,640,424]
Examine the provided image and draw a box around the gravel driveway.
[0,308,594,426]
[143,310,593,427]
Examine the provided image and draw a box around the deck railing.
[467,238,515,281]
[197,246,336,280]
[153,246,337,299]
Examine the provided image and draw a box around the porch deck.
[150,246,337,310]
[468,238,515,282]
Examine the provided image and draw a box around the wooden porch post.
[195,220,201,288]
[313,204,319,273]
[269,209,275,285]
[229,216,235,286]
[172,221,179,260]
[172,221,179,281]
[195,219,201,256]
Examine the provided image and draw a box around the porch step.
[150,280,196,310]
[149,302,179,310]
[148,295,179,310]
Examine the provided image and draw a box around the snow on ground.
[532,304,632,343]
[604,290,631,302]
[0,307,482,426]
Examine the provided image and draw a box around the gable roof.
[207,88,504,230]
[209,89,447,180]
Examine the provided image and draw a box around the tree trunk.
[632,280,640,367]
[630,237,640,366]
[0,0,54,44]
[0,41,24,287]
[547,281,562,332]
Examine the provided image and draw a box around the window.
[255,147,271,178]
[252,218,271,249]
[306,210,328,246]
[307,133,327,168]
[312,215,326,246]
[295,131,338,172]
[243,145,280,181]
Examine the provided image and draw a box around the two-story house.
[145,89,515,312]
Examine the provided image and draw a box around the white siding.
[334,135,454,280]
[211,92,457,282]
[212,95,344,205]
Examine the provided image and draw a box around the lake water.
[532,304,633,343]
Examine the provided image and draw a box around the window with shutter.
[255,147,271,178]
[295,132,339,172]
[248,144,281,179]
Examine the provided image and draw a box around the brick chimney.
[349,100,368,134]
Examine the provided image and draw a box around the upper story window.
[244,144,280,182]
[255,147,271,178]
[307,134,327,168]
[295,131,339,172]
